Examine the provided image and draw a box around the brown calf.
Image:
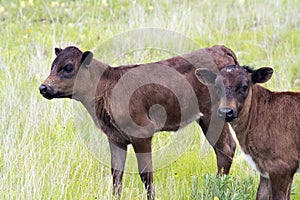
[196,65,300,200]
[39,45,237,199]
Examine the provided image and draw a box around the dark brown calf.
[196,65,300,200]
[40,45,237,199]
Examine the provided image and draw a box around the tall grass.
[0,0,299,199]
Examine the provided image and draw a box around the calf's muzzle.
[39,84,48,94]
[39,84,55,99]
[218,106,236,122]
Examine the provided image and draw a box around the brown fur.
[233,85,300,200]
[40,45,237,199]
[196,64,300,200]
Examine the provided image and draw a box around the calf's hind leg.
[198,119,236,175]
[257,175,271,200]
[132,137,155,200]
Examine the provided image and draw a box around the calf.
[196,64,300,200]
[39,45,237,199]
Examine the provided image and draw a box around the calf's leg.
[132,137,155,200]
[214,123,236,175]
[109,141,128,196]
[270,173,294,200]
[256,175,271,200]
[198,119,236,175]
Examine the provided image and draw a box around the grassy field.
[0,0,300,199]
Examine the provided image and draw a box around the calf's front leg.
[132,137,155,200]
[270,173,294,200]
[109,141,128,196]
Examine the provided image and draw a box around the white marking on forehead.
[225,67,236,72]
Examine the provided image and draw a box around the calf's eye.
[64,64,74,73]
[242,85,248,92]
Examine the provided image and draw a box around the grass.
[0,0,300,199]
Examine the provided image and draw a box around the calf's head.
[39,46,93,100]
[195,65,273,122]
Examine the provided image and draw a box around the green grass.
[0,0,300,199]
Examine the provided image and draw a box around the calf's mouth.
[39,84,71,99]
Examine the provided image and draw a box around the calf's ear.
[55,48,62,56]
[81,51,93,68]
[252,67,273,84]
[195,68,217,86]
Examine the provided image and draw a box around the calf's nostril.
[218,107,234,118]
[39,84,48,94]
[226,109,234,118]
